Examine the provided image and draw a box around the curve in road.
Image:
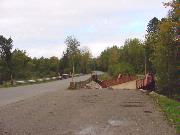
[0,74,92,107]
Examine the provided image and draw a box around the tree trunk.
[0,73,3,85]
[10,73,14,85]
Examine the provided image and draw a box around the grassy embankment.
[150,92,180,134]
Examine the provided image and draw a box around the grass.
[99,73,113,81]
[150,92,180,134]
[0,82,12,88]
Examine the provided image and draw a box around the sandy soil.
[111,81,136,90]
[0,88,176,135]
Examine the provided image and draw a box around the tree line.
[0,36,94,84]
[96,38,145,76]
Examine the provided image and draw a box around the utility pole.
[72,64,74,82]
[71,56,75,82]
[144,47,147,75]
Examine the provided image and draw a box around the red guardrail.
[136,79,144,89]
[136,73,155,90]
[100,75,136,88]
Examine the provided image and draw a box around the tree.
[147,17,160,34]
[49,56,59,74]
[32,57,59,78]
[144,17,160,73]
[144,0,180,97]
[0,57,7,84]
[12,49,33,79]
[59,50,70,74]
[60,36,81,74]
[0,36,13,84]
[121,38,145,74]
[153,18,177,97]
[80,47,92,74]
[108,62,135,77]
[98,46,120,71]
[65,36,80,56]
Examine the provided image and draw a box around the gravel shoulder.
[0,88,176,135]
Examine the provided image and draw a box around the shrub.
[108,63,135,77]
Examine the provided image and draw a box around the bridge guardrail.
[99,75,137,88]
[136,73,155,90]
[136,79,144,89]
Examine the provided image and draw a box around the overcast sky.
[0,0,169,58]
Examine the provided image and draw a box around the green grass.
[150,92,180,134]
[99,73,113,81]
[0,82,12,88]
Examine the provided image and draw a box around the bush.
[99,73,113,81]
[108,63,135,77]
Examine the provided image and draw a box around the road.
[0,88,176,135]
[0,74,92,107]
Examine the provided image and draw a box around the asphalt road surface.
[0,73,97,107]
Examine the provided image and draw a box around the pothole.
[144,110,152,113]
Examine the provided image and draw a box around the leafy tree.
[64,36,81,74]
[49,56,59,74]
[121,38,145,74]
[0,36,13,84]
[0,57,8,84]
[80,47,92,74]
[152,10,178,96]
[97,39,144,76]
[12,49,33,79]
[108,62,135,77]
[59,50,70,74]
[32,57,59,78]
[143,0,179,97]
[98,46,120,71]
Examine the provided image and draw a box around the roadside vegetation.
[150,92,180,134]
[99,73,113,81]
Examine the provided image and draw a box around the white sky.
[0,0,170,58]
